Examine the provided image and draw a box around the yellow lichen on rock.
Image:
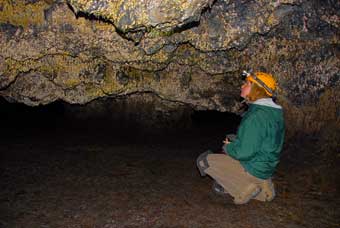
[4,58,42,77]
[0,0,50,27]
[51,55,84,87]
[100,64,121,94]
[85,83,105,98]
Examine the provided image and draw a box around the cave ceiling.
[0,0,339,112]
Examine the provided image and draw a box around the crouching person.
[197,71,285,204]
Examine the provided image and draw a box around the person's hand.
[223,137,230,145]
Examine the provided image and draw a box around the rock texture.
[68,0,213,34]
[0,0,339,133]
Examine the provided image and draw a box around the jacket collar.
[251,98,282,109]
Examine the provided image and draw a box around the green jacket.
[224,99,285,180]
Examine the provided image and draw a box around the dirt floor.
[1,119,339,228]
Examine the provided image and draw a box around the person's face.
[241,80,252,98]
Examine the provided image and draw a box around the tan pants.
[199,153,275,204]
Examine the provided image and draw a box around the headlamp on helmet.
[241,70,277,98]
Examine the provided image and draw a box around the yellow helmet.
[246,72,277,97]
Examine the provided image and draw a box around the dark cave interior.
[1,97,339,228]
[0,97,241,147]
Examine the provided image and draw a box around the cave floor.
[1,126,339,228]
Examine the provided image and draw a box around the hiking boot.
[196,150,212,176]
[255,179,276,202]
[212,181,227,196]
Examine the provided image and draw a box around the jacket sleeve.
[223,113,262,161]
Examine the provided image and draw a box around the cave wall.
[0,0,339,135]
